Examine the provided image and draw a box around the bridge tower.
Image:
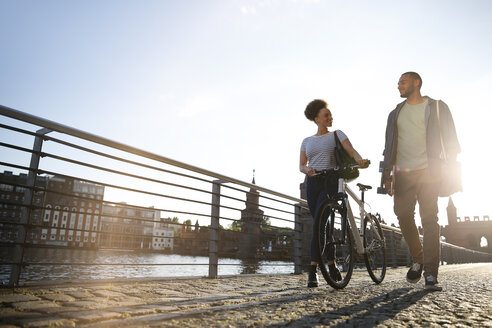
[442,197,492,253]
[238,172,264,258]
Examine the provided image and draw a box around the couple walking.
[299,72,460,291]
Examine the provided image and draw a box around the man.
[382,72,460,291]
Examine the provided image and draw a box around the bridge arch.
[480,236,488,248]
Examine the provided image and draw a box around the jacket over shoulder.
[382,97,460,174]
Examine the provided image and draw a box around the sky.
[1,0,492,229]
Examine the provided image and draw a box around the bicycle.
[313,162,386,289]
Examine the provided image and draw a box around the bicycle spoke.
[363,214,386,284]
[315,200,354,289]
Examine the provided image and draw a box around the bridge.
[1,105,491,326]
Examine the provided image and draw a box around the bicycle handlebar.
[312,160,371,177]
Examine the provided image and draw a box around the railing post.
[390,230,397,268]
[209,180,224,278]
[439,241,444,265]
[293,204,303,274]
[9,128,51,287]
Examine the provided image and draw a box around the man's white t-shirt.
[397,99,428,171]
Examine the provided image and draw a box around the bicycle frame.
[338,178,382,255]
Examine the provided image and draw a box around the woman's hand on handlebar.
[357,159,370,169]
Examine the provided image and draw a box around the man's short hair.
[402,71,423,88]
[304,99,327,121]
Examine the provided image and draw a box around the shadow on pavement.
[268,287,430,327]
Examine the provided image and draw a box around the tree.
[261,215,272,230]
[228,216,272,231]
[183,219,192,232]
[229,220,242,231]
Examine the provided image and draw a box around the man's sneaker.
[424,275,443,291]
[329,265,342,282]
[307,265,319,287]
[406,263,423,283]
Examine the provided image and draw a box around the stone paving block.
[108,306,157,316]
[13,317,75,328]
[110,297,145,307]
[60,310,122,324]
[40,293,76,302]
[150,297,190,304]
[34,306,82,314]
[66,291,94,299]
[0,294,40,303]
[91,290,127,298]
[121,292,156,299]
[68,300,108,309]
[152,289,187,296]
[0,307,41,319]
[50,287,78,293]
[140,305,179,313]
[11,301,60,311]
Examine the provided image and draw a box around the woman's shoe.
[307,265,319,287]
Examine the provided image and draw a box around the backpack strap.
[436,100,447,161]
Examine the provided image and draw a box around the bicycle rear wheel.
[363,213,386,284]
[315,200,354,289]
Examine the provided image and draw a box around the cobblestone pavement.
[0,263,491,327]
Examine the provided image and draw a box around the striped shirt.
[300,130,348,171]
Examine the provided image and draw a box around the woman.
[299,99,368,287]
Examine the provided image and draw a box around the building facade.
[1,171,105,248]
[99,203,160,250]
[39,176,105,247]
[152,218,175,250]
[0,171,47,244]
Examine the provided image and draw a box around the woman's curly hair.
[304,99,327,121]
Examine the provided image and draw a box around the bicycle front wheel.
[363,213,386,284]
[315,200,354,289]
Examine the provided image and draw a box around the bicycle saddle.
[357,183,372,191]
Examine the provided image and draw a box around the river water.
[0,248,294,283]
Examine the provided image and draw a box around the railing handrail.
[0,104,306,204]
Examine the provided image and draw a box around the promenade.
[0,263,491,327]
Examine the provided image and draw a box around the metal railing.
[1,104,491,287]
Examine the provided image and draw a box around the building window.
[0,184,14,191]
